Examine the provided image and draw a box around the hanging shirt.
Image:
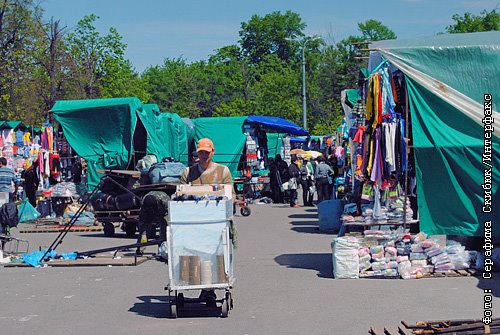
[383,123,395,173]
[380,67,396,115]
[47,127,54,151]
[44,152,50,174]
[15,130,24,146]
[3,129,14,145]
[23,132,31,146]
[370,128,383,184]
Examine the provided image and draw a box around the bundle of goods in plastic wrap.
[358,239,401,278]
[148,160,186,184]
[63,211,95,226]
[422,241,454,272]
[49,182,79,197]
[136,155,158,174]
[446,241,471,270]
[332,236,360,279]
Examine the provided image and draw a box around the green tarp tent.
[138,104,189,164]
[52,97,141,188]
[193,116,247,177]
[267,133,283,159]
[52,97,189,188]
[370,31,500,237]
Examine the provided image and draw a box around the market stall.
[368,31,500,237]
[192,115,308,202]
[330,31,500,279]
[51,97,190,189]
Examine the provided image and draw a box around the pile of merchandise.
[341,197,415,232]
[332,231,472,279]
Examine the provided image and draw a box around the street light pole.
[287,35,320,132]
[301,42,307,131]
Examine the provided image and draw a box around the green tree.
[0,0,42,119]
[66,14,142,99]
[446,9,500,33]
[252,54,301,122]
[142,58,205,118]
[33,18,72,113]
[357,19,397,41]
[239,10,306,64]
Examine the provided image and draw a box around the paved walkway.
[0,202,498,335]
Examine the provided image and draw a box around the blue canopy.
[245,116,308,136]
[289,137,307,143]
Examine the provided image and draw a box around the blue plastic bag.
[18,199,41,223]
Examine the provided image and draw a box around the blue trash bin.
[318,199,345,232]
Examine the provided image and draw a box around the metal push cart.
[165,199,235,318]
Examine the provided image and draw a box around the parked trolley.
[165,198,235,318]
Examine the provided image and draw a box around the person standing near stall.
[275,154,289,203]
[315,155,334,203]
[299,157,314,206]
[0,157,18,202]
[288,156,300,208]
[21,160,39,207]
[181,137,233,306]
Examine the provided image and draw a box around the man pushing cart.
[165,138,235,318]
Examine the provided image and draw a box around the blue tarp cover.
[245,116,308,136]
[289,137,307,143]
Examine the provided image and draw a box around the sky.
[40,0,496,72]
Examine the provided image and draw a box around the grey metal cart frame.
[165,199,235,318]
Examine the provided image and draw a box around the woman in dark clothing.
[288,156,300,208]
[269,158,282,204]
[273,154,288,203]
[71,157,83,184]
[22,161,39,207]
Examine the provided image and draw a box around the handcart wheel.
[177,293,185,309]
[103,222,115,237]
[240,206,251,217]
[170,302,177,318]
[221,299,229,318]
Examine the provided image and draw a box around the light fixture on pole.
[288,36,320,131]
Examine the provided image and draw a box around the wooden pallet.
[30,217,65,226]
[4,253,154,267]
[361,269,480,280]
[422,269,479,278]
[371,318,500,334]
[19,225,104,233]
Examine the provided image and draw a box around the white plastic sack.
[332,237,359,279]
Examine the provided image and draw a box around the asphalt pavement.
[0,201,498,335]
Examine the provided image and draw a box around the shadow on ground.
[77,233,134,239]
[476,273,500,297]
[288,213,318,219]
[291,226,337,235]
[129,295,223,319]
[274,253,333,278]
[289,220,318,226]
